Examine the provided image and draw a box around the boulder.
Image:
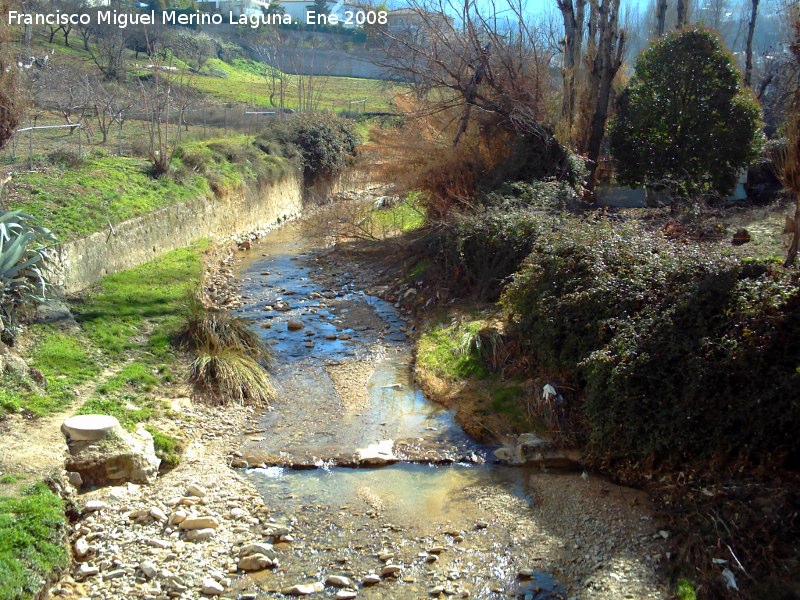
[63,416,160,488]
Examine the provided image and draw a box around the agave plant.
[0,210,58,332]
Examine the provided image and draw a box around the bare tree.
[379,0,557,144]
[138,29,194,176]
[90,80,134,144]
[580,0,625,190]
[557,0,587,139]
[86,17,131,81]
[744,0,759,86]
[0,0,22,150]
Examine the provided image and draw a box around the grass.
[0,483,68,600]
[192,58,397,112]
[417,318,488,381]
[676,579,697,600]
[370,192,426,234]
[145,426,183,469]
[0,475,22,485]
[0,242,207,419]
[5,136,284,241]
[5,155,209,240]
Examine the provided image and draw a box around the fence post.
[224,106,228,135]
[118,116,123,156]
[77,125,82,157]
[28,118,33,170]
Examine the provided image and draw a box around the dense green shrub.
[425,207,550,300]
[502,218,800,465]
[609,28,764,196]
[255,113,359,182]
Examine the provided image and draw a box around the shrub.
[502,217,800,466]
[424,207,550,300]
[255,113,359,182]
[609,28,764,196]
[0,211,58,334]
[0,1,22,152]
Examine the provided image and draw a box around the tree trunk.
[656,0,668,37]
[786,194,799,266]
[584,0,625,192]
[744,0,759,87]
[557,0,586,137]
[676,0,687,28]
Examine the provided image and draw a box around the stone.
[282,582,324,595]
[381,565,402,577]
[240,543,276,560]
[77,563,99,578]
[732,228,751,246]
[179,516,220,530]
[336,591,358,600]
[102,569,125,581]
[326,575,353,588]
[139,561,158,580]
[84,500,108,512]
[475,521,489,529]
[67,472,83,488]
[186,483,207,498]
[146,538,171,549]
[186,528,216,542]
[64,419,160,488]
[201,578,224,596]
[168,510,187,526]
[238,554,274,571]
[287,319,304,331]
[74,537,91,559]
[355,440,396,466]
[363,575,381,585]
[149,507,167,522]
[518,568,534,579]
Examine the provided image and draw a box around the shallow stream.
[232,224,570,599]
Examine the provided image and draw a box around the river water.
[231,223,571,599]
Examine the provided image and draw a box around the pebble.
[238,553,274,571]
[179,516,220,530]
[186,528,216,542]
[84,500,108,512]
[282,581,324,595]
[336,591,358,599]
[139,561,158,579]
[187,483,208,498]
[326,575,353,588]
[381,564,403,577]
[201,577,224,595]
[363,574,382,585]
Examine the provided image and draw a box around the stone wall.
[55,171,305,293]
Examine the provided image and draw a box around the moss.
[0,483,68,600]
[676,579,697,600]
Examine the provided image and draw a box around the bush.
[609,28,764,196]
[501,217,800,466]
[0,211,58,334]
[255,113,359,182]
[423,206,551,301]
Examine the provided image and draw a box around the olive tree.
[609,28,764,197]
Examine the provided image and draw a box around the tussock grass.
[190,346,275,406]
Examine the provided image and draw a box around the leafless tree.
[676,0,689,28]
[379,0,557,144]
[138,29,194,176]
[90,80,134,144]
[86,17,131,81]
[253,33,292,112]
[656,0,668,36]
[744,0,759,86]
[580,0,625,190]
[557,0,586,139]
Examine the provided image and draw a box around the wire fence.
[0,105,288,169]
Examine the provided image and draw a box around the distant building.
[387,7,451,35]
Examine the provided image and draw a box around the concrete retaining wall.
[55,171,305,293]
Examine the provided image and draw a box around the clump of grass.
[145,427,183,470]
[0,482,68,600]
[190,346,275,406]
[176,293,272,367]
[417,318,487,380]
[177,289,274,406]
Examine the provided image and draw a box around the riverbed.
[231,223,670,599]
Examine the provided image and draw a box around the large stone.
[493,433,582,470]
[355,440,396,466]
[238,553,274,571]
[282,582,324,595]
[179,516,220,530]
[63,417,160,488]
